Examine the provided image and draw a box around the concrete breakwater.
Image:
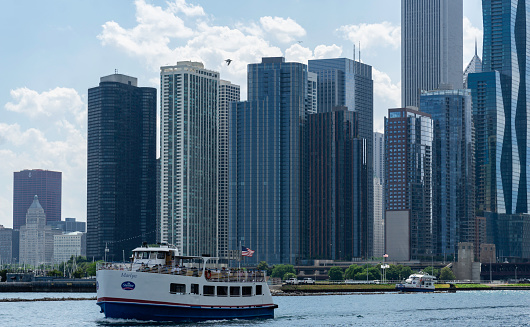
[0,280,96,293]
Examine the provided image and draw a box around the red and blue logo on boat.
[121,281,135,290]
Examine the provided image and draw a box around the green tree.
[47,269,63,277]
[439,267,456,281]
[366,266,381,280]
[385,265,401,280]
[271,264,295,279]
[0,269,6,282]
[328,266,344,281]
[283,272,297,280]
[398,266,413,280]
[257,261,272,276]
[423,266,440,278]
[344,265,363,280]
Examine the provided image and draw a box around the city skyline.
[0,0,484,228]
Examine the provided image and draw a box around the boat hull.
[395,284,434,292]
[98,299,276,322]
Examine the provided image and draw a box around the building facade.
[87,74,157,261]
[218,80,241,261]
[13,169,61,230]
[308,58,374,258]
[48,218,86,233]
[160,62,219,257]
[306,108,367,260]
[420,89,475,257]
[230,57,313,265]
[0,226,13,264]
[401,0,463,107]
[53,232,86,264]
[19,196,59,266]
[385,108,433,261]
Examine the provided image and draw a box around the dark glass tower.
[229,57,311,265]
[13,169,62,230]
[87,74,156,261]
[306,107,367,260]
[308,58,374,258]
[420,90,475,257]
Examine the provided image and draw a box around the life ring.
[205,270,212,279]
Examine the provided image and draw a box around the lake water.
[0,291,529,326]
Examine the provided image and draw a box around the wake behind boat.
[395,272,436,292]
[96,243,277,322]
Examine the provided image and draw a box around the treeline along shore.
[0,279,96,292]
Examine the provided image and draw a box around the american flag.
[241,246,255,257]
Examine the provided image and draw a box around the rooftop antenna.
[115,69,118,74]
[475,38,478,57]
[353,43,356,62]
[359,41,361,62]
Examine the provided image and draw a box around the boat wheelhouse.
[395,272,436,292]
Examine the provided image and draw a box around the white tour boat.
[395,272,436,292]
[96,243,277,322]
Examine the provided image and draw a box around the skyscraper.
[467,0,530,260]
[420,89,475,257]
[401,0,463,107]
[87,74,157,261]
[308,58,374,258]
[463,41,483,88]
[306,107,367,260]
[160,62,219,257]
[13,169,61,230]
[385,108,433,261]
[230,57,312,265]
[218,80,240,261]
[374,132,385,185]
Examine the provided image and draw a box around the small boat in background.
[395,272,436,292]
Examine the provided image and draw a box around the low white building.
[53,231,86,264]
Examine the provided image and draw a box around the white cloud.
[285,44,343,64]
[259,16,306,43]
[5,87,86,125]
[463,16,483,68]
[168,0,205,17]
[337,22,400,50]
[314,44,342,59]
[372,68,401,132]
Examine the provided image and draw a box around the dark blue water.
[1,291,529,326]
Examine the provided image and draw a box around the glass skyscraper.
[385,108,433,261]
[308,58,374,258]
[87,74,157,260]
[306,108,367,260]
[229,57,313,265]
[420,89,475,257]
[401,0,463,107]
[160,62,220,257]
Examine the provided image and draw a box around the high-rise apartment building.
[374,132,385,185]
[13,169,61,230]
[308,58,374,258]
[401,0,463,107]
[373,178,384,258]
[420,89,475,257]
[230,57,313,265]
[385,108,433,261]
[53,232,86,264]
[87,74,157,261]
[306,107,367,260]
[218,80,240,261]
[0,225,13,264]
[160,62,219,257]
[467,0,530,260]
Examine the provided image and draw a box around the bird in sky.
[225,59,232,66]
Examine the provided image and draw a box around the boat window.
[157,252,166,259]
[170,283,186,294]
[149,252,157,259]
[229,286,240,297]
[142,252,149,259]
[242,286,252,297]
[256,285,262,295]
[217,286,228,297]
[191,284,199,294]
[203,285,215,296]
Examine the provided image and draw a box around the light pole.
[515,266,518,281]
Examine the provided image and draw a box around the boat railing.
[97,263,267,283]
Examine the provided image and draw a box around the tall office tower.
[87,74,156,261]
[401,0,463,107]
[308,58,374,258]
[306,107,367,260]
[19,196,59,266]
[467,0,530,260]
[53,232,86,264]
[230,57,311,265]
[373,178,385,258]
[385,108,433,261]
[374,132,385,185]
[13,169,61,230]
[0,225,13,264]
[463,42,483,88]
[160,62,219,257]
[420,89,475,257]
[218,80,240,261]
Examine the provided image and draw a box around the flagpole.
[238,240,241,281]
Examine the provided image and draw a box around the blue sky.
[0,0,483,228]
